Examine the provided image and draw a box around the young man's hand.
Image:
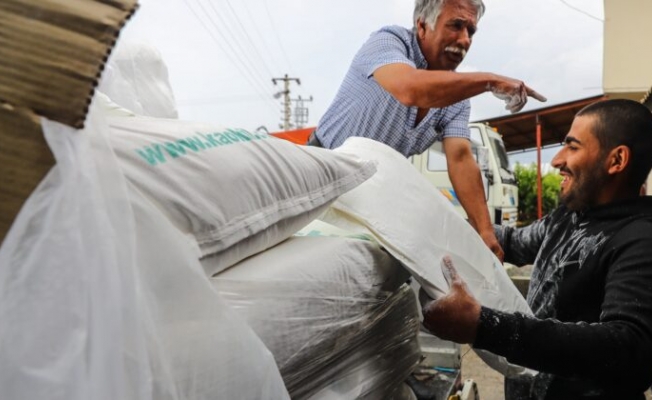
[422,256,481,344]
[480,229,504,262]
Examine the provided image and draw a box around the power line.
[559,0,603,22]
[202,0,275,85]
[263,0,295,75]
[200,0,274,93]
[221,0,277,79]
[181,0,277,115]
[177,94,271,106]
[182,0,269,95]
[240,1,285,74]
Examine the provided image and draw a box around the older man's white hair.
[413,0,485,29]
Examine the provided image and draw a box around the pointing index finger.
[527,88,547,102]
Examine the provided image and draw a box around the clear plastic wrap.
[307,286,422,400]
[0,100,289,400]
[211,229,420,399]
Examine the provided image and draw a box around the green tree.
[514,163,562,226]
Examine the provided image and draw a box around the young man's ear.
[606,145,630,175]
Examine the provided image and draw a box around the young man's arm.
[424,226,652,393]
[443,137,503,261]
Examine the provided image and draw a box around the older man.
[312,0,546,260]
[423,99,652,400]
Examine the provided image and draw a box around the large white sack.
[0,101,290,400]
[321,137,534,378]
[211,228,417,398]
[211,232,408,371]
[106,116,376,276]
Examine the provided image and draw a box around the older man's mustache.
[444,46,467,58]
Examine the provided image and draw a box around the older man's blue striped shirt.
[316,25,470,157]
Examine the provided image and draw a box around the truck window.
[469,126,483,146]
[426,146,447,171]
[489,137,517,184]
[489,137,510,171]
[426,140,482,172]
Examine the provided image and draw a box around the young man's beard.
[560,165,609,211]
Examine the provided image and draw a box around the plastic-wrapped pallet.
[211,221,421,399]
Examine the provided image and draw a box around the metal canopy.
[473,95,608,153]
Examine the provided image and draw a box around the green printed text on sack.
[135,128,269,166]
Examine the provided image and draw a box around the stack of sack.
[1,37,534,400]
[0,42,423,400]
[98,43,425,398]
[213,221,421,399]
[102,102,423,398]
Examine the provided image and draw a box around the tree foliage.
[514,163,563,225]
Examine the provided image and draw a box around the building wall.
[603,0,652,101]
[603,1,652,196]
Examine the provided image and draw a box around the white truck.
[410,122,519,227]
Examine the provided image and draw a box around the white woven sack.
[106,116,376,276]
[321,137,534,377]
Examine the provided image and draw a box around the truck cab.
[410,122,518,226]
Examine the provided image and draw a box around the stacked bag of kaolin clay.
[100,43,424,399]
[212,219,422,399]
[0,41,423,400]
[100,43,422,399]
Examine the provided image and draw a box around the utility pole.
[272,74,300,131]
[291,95,313,128]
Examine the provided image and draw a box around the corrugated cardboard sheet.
[0,104,53,244]
[0,0,138,243]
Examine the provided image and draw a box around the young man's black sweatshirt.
[477,197,652,400]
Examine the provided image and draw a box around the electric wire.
[183,0,270,96]
[177,94,270,106]
[240,1,286,74]
[199,0,274,95]
[181,0,278,116]
[202,0,275,89]
[558,0,603,22]
[221,0,277,79]
[263,0,295,75]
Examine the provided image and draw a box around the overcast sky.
[117,0,605,164]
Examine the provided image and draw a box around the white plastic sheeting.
[0,100,290,400]
[99,42,179,118]
[322,137,535,378]
[212,226,420,399]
